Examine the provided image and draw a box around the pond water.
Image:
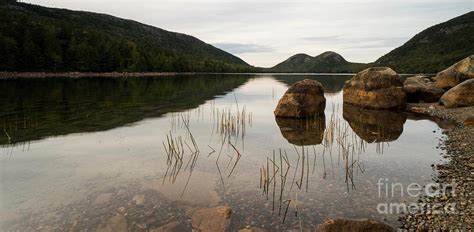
[0,74,447,231]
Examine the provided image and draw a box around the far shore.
[0,72,195,78]
[0,71,436,78]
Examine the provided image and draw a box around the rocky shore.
[403,104,473,230]
[407,103,474,127]
[339,55,473,231]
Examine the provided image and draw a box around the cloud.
[300,35,410,49]
[344,38,408,49]
[342,37,410,49]
[212,43,274,54]
[301,35,341,42]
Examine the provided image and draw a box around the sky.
[25,0,473,67]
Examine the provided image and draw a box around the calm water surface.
[0,74,446,231]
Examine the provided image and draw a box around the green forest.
[0,1,254,72]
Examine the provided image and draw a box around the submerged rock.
[403,75,444,103]
[132,194,145,206]
[343,104,406,143]
[150,221,187,232]
[343,67,406,109]
[316,218,394,232]
[191,206,232,232]
[464,116,474,127]
[94,193,114,205]
[142,171,221,207]
[274,79,326,118]
[238,227,266,232]
[440,79,474,108]
[275,114,325,146]
[435,55,474,89]
[97,214,127,232]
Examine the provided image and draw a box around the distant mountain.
[375,11,474,74]
[0,1,253,72]
[269,12,474,74]
[269,51,367,73]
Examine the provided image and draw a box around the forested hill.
[0,1,254,72]
[374,11,474,73]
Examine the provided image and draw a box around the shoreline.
[0,72,433,79]
[404,103,473,230]
[0,72,196,79]
[406,103,474,126]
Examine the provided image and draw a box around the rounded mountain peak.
[286,53,313,64]
[318,51,346,62]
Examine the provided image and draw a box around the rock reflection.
[275,114,326,146]
[343,104,407,143]
[405,112,456,130]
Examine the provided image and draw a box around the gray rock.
[274,79,326,118]
[343,67,406,109]
[435,55,474,89]
[403,75,444,103]
[440,79,474,108]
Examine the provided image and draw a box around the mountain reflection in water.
[0,75,250,146]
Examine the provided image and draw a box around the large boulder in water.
[343,104,406,143]
[435,55,474,89]
[343,67,406,109]
[440,79,474,108]
[403,75,445,103]
[274,79,326,118]
[275,114,325,146]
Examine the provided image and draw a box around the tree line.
[0,1,254,73]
